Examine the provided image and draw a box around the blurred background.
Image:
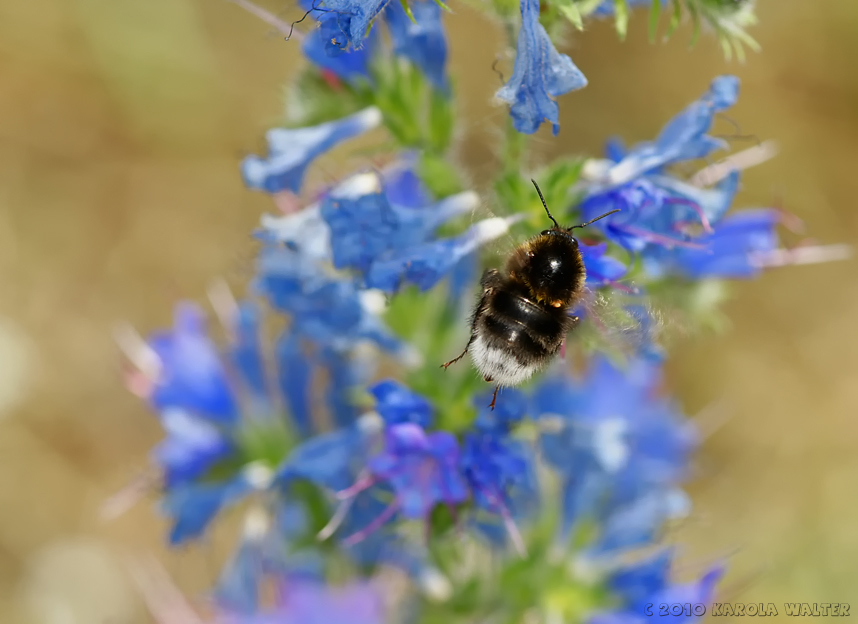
[0,0,856,621]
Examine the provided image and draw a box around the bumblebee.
[442,180,619,409]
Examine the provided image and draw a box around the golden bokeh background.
[0,0,856,621]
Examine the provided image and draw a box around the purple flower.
[241,107,383,194]
[220,579,383,624]
[495,0,587,135]
[384,0,449,91]
[148,303,238,425]
[367,423,468,519]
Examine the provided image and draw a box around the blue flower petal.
[163,477,252,544]
[302,21,376,81]
[365,216,520,292]
[148,303,239,425]
[384,0,449,91]
[495,0,587,135]
[241,107,382,194]
[369,379,434,428]
[315,0,393,52]
[153,409,233,486]
[603,76,739,186]
[275,329,315,436]
[229,301,269,401]
[580,241,628,287]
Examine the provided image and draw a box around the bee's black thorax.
[505,229,586,310]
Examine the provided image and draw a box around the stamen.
[485,490,527,557]
[751,244,852,268]
[662,197,713,234]
[113,323,160,379]
[342,500,400,546]
[317,496,357,541]
[689,140,778,187]
[335,472,376,500]
[207,278,240,333]
[613,224,708,250]
[226,0,302,40]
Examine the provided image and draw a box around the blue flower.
[254,243,406,354]
[595,76,739,187]
[532,358,697,546]
[384,0,449,91]
[321,171,480,277]
[579,170,740,254]
[579,241,629,287]
[591,557,724,624]
[241,107,383,194]
[152,408,233,486]
[301,22,376,82]
[309,0,393,53]
[496,0,587,135]
[367,423,468,519]
[365,215,522,292]
[593,0,665,16]
[369,379,434,428]
[646,208,780,279]
[163,471,257,544]
[147,303,238,425]
[229,300,269,402]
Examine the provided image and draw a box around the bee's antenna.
[530,179,560,229]
[568,209,621,230]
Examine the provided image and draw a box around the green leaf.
[555,0,584,30]
[613,0,629,40]
[399,0,418,22]
[417,152,464,198]
[427,86,455,153]
[648,0,661,41]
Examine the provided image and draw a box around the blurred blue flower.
[579,241,629,287]
[229,301,269,402]
[591,556,724,624]
[148,303,238,425]
[369,379,434,428]
[241,107,383,194]
[597,76,739,187]
[153,408,233,486]
[496,0,587,135]
[593,0,665,16]
[384,0,449,91]
[368,423,468,519]
[646,208,780,279]
[163,472,256,544]
[533,358,697,548]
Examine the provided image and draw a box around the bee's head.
[531,179,618,240]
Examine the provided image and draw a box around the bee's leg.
[441,337,473,370]
[488,385,500,411]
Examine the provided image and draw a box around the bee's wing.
[569,285,696,360]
